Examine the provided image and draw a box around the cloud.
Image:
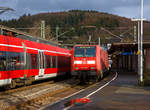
[144,4,150,20]
[0,0,149,20]
[113,6,140,19]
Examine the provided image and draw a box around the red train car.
[71,45,109,81]
[0,34,71,88]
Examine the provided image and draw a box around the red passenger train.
[0,34,71,88]
[71,45,109,81]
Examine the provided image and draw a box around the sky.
[0,0,150,21]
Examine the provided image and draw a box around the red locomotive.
[71,45,109,81]
[0,34,71,88]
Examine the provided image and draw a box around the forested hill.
[0,10,150,44]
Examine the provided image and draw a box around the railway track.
[0,71,110,110]
[0,78,97,110]
[0,78,79,110]
[0,80,54,96]
[0,75,70,96]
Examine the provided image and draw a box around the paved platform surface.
[43,72,150,110]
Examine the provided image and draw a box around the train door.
[39,51,45,77]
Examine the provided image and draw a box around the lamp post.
[0,7,15,35]
[131,19,143,84]
[132,0,145,85]
[0,7,15,15]
[140,0,144,84]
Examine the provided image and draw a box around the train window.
[0,51,7,71]
[74,46,96,57]
[30,54,38,69]
[45,55,51,68]
[67,57,71,67]
[74,47,84,57]
[51,56,53,68]
[46,55,56,68]
[58,56,68,68]
[7,52,24,70]
[52,56,56,68]
[58,56,60,68]
[85,47,96,57]
[58,56,62,68]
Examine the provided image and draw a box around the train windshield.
[74,46,96,57]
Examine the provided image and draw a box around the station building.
[109,42,150,76]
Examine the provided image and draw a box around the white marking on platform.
[62,72,118,110]
[41,72,118,110]
[86,72,118,98]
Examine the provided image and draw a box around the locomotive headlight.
[74,61,82,64]
[87,61,95,64]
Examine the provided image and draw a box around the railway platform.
[43,72,150,110]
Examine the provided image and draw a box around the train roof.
[73,45,107,52]
[0,25,57,46]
